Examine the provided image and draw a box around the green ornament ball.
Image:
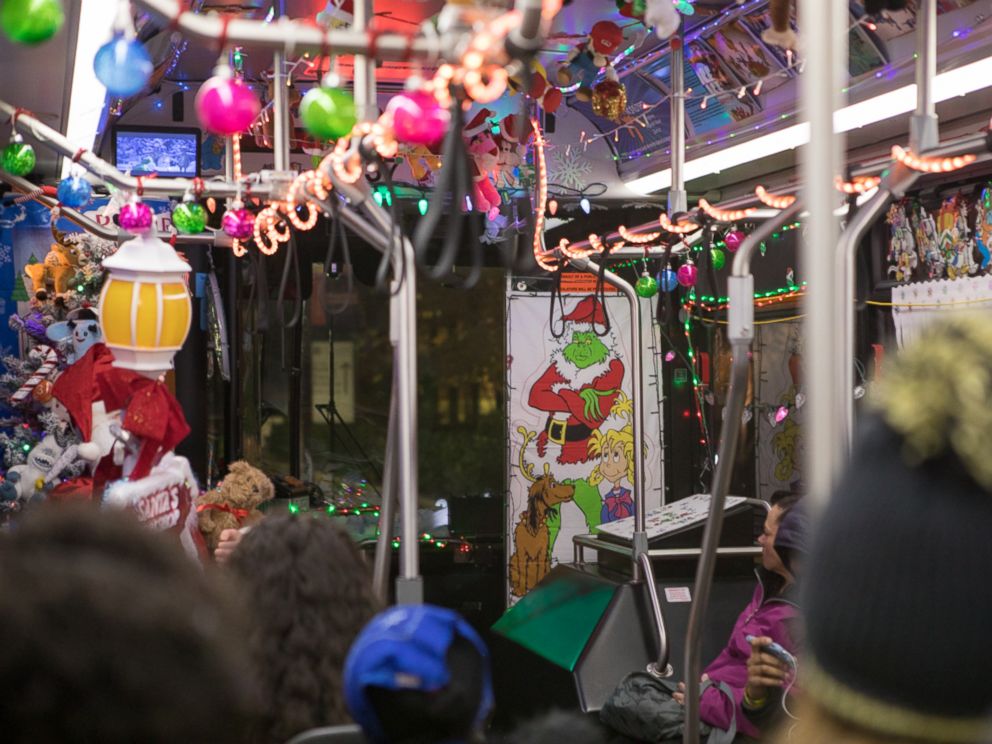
[172,201,207,234]
[0,0,64,45]
[635,272,659,298]
[711,247,726,270]
[300,86,357,141]
[2,139,36,176]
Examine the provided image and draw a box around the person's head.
[802,315,992,742]
[227,515,379,743]
[344,604,494,744]
[0,503,255,744]
[500,709,608,744]
[759,491,801,577]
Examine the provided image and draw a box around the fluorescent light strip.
[61,0,115,178]
[627,55,992,195]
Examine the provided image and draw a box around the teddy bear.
[557,20,624,102]
[195,460,274,553]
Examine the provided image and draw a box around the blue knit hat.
[343,605,494,743]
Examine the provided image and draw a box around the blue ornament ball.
[93,33,152,97]
[659,268,679,292]
[56,175,92,208]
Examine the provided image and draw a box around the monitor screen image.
[113,127,201,178]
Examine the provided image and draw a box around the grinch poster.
[505,287,664,601]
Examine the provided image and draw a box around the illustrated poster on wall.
[754,321,805,498]
[705,19,792,94]
[505,288,664,601]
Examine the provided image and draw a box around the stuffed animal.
[644,0,681,40]
[464,109,502,219]
[508,61,562,114]
[495,115,532,189]
[5,433,74,501]
[557,20,624,102]
[24,232,81,296]
[46,307,102,364]
[195,460,274,553]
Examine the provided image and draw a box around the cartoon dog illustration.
[509,428,575,597]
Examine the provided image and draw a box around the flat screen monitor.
[112,125,201,178]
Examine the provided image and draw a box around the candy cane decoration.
[11,345,59,405]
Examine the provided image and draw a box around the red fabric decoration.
[48,477,95,503]
[196,502,251,522]
[98,369,190,481]
[51,343,116,440]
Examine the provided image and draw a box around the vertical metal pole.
[353,0,377,122]
[272,51,289,171]
[272,0,290,170]
[394,236,422,604]
[373,367,399,603]
[910,0,938,152]
[223,136,242,463]
[668,25,687,215]
[801,0,847,513]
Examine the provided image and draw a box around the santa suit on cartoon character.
[528,296,625,464]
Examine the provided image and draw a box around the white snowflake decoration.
[548,149,592,192]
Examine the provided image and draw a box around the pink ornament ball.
[195,75,261,136]
[676,262,698,287]
[724,230,745,252]
[222,207,255,240]
[120,201,152,233]
[386,90,449,146]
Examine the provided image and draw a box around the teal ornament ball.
[0,0,64,44]
[710,247,726,270]
[172,202,207,234]
[2,138,36,176]
[635,272,659,298]
[300,86,357,141]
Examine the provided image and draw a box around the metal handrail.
[0,100,271,200]
[638,553,673,678]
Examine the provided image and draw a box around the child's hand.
[214,528,243,564]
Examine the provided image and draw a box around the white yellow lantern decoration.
[98,235,192,378]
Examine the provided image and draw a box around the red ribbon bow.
[196,503,251,522]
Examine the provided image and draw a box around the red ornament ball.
[724,230,745,252]
[222,207,255,240]
[677,262,698,287]
[119,201,152,233]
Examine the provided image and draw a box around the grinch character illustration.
[886,203,917,283]
[588,421,634,524]
[528,296,625,464]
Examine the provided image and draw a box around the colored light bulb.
[56,175,92,208]
[635,271,659,298]
[386,89,449,147]
[300,85,357,141]
[710,247,726,270]
[119,200,153,233]
[2,136,36,176]
[221,206,254,240]
[676,261,697,287]
[94,33,153,97]
[724,230,745,252]
[195,65,261,136]
[172,201,207,234]
[0,0,64,45]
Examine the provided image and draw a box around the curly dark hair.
[0,503,257,744]
[228,515,381,743]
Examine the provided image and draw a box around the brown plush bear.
[196,461,274,554]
